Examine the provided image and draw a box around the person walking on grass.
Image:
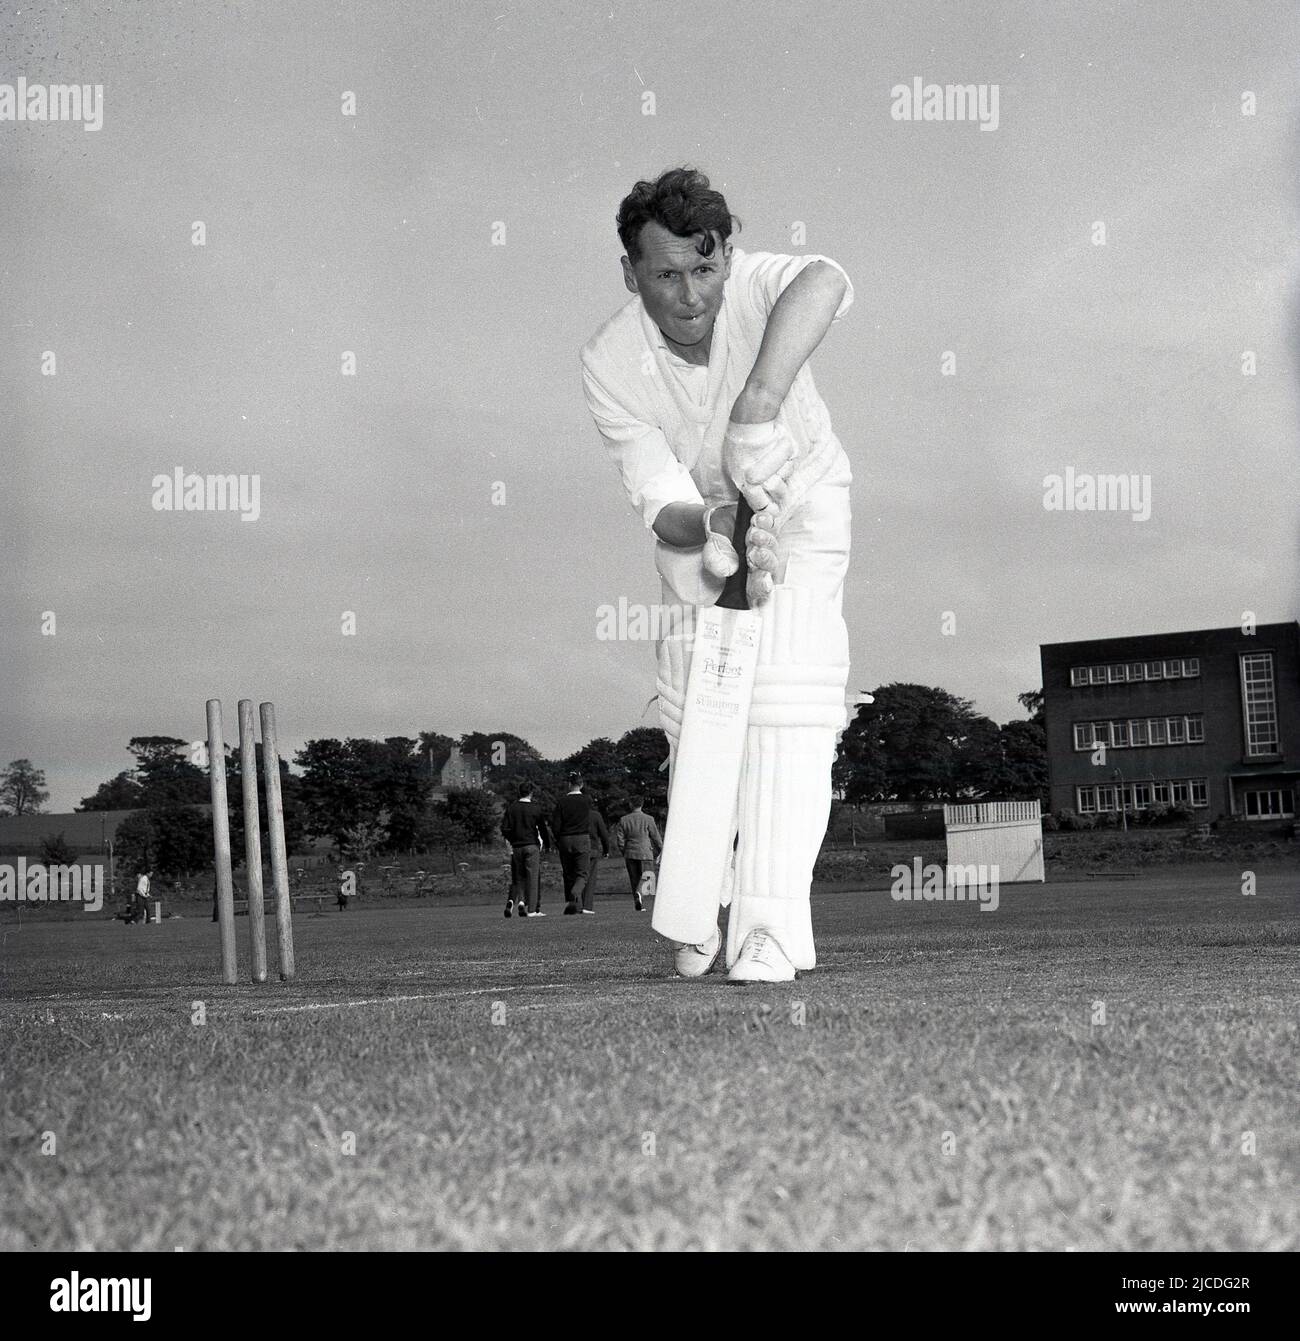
[501,782,552,918]
[551,772,593,915]
[612,796,662,912]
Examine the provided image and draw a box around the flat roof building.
[1040,622,1299,824]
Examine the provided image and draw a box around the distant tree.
[293,738,355,842]
[78,771,145,812]
[113,812,156,881]
[40,831,78,865]
[339,818,388,862]
[294,736,429,851]
[991,718,1049,803]
[443,788,501,846]
[151,805,213,878]
[374,738,430,851]
[954,714,1002,797]
[128,737,208,807]
[562,737,629,817]
[833,708,889,803]
[834,684,995,804]
[416,805,469,868]
[112,805,210,882]
[224,744,307,860]
[490,758,562,812]
[0,759,49,816]
[615,727,669,817]
[1017,689,1045,725]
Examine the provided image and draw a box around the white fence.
[943,800,1044,884]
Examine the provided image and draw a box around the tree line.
[2,681,1047,880]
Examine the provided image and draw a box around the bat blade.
[651,605,762,944]
[652,497,760,946]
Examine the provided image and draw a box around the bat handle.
[715,496,753,611]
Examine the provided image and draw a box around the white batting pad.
[726,585,850,971]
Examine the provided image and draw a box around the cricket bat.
[652,498,762,946]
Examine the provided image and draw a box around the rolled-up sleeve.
[736,250,854,323]
[580,357,703,531]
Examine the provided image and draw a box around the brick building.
[1040,622,1299,823]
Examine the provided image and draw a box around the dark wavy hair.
[616,167,740,263]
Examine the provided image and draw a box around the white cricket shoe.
[727,928,796,984]
[673,926,721,979]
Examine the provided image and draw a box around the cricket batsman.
[580,167,853,984]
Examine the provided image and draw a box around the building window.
[1128,662,1145,680]
[1244,789,1294,819]
[1089,666,1108,685]
[1071,667,1089,687]
[1076,787,1096,814]
[1077,715,1211,749]
[1171,780,1190,805]
[1182,658,1200,678]
[1190,779,1208,807]
[1132,783,1152,809]
[1145,660,1163,679]
[1108,664,1126,682]
[1153,782,1170,805]
[1240,653,1279,757]
[1163,659,1183,678]
[1096,785,1115,811]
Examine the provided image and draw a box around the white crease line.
[1,968,620,1017]
[251,983,575,1016]
[416,956,609,968]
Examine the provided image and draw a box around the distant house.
[432,746,484,799]
[0,809,137,864]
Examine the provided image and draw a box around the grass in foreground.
[1,868,1296,1250]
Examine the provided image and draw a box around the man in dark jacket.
[500,783,552,918]
[582,806,612,914]
[551,772,592,915]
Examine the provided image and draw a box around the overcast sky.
[3,0,1298,811]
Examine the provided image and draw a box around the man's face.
[622,221,732,350]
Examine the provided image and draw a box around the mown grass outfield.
[2,866,1297,1251]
